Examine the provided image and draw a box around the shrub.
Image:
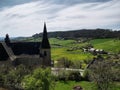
[57,70,69,81]
[56,57,73,68]
[22,68,55,90]
[72,61,82,69]
[82,69,90,81]
[68,71,82,81]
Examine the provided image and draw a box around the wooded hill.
[32,29,120,39]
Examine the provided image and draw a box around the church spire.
[41,22,50,49]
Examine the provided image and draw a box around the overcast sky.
[0,0,120,37]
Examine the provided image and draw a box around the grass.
[50,38,75,47]
[50,38,94,61]
[55,81,96,90]
[55,81,120,90]
[51,48,93,61]
[90,38,120,53]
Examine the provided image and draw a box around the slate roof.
[10,42,41,55]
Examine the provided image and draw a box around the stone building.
[0,23,51,67]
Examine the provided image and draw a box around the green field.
[51,48,93,61]
[90,39,120,53]
[55,81,120,90]
[50,38,93,61]
[50,38,120,61]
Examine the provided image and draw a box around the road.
[51,67,84,76]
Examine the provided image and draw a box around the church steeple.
[41,22,50,49]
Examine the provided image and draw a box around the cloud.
[0,0,38,8]
[48,0,120,30]
[0,0,112,8]
[0,0,120,37]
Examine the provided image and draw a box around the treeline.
[33,29,120,39]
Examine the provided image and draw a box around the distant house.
[83,47,107,55]
[0,23,51,67]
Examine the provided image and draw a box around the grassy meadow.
[50,38,120,61]
[50,38,93,61]
[55,81,120,90]
[90,39,120,53]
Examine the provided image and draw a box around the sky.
[0,0,120,37]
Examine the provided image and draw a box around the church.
[0,23,51,67]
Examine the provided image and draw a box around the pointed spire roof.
[41,22,50,49]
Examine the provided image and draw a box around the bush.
[82,69,90,81]
[68,71,82,81]
[56,57,73,68]
[0,64,30,89]
[57,70,69,81]
[72,61,82,69]
[56,70,82,82]
[22,68,55,90]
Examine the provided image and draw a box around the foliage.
[0,64,30,89]
[56,70,82,82]
[110,57,120,81]
[22,68,55,90]
[89,60,114,90]
[56,70,69,81]
[33,29,120,39]
[72,61,82,69]
[82,69,90,81]
[55,57,73,68]
[68,71,82,81]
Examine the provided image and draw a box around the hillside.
[32,29,120,39]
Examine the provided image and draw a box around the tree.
[0,64,11,87]
[22,68,55,90]
[89,60,113,90]
[0,64,30,89]
[6,65,29,89]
